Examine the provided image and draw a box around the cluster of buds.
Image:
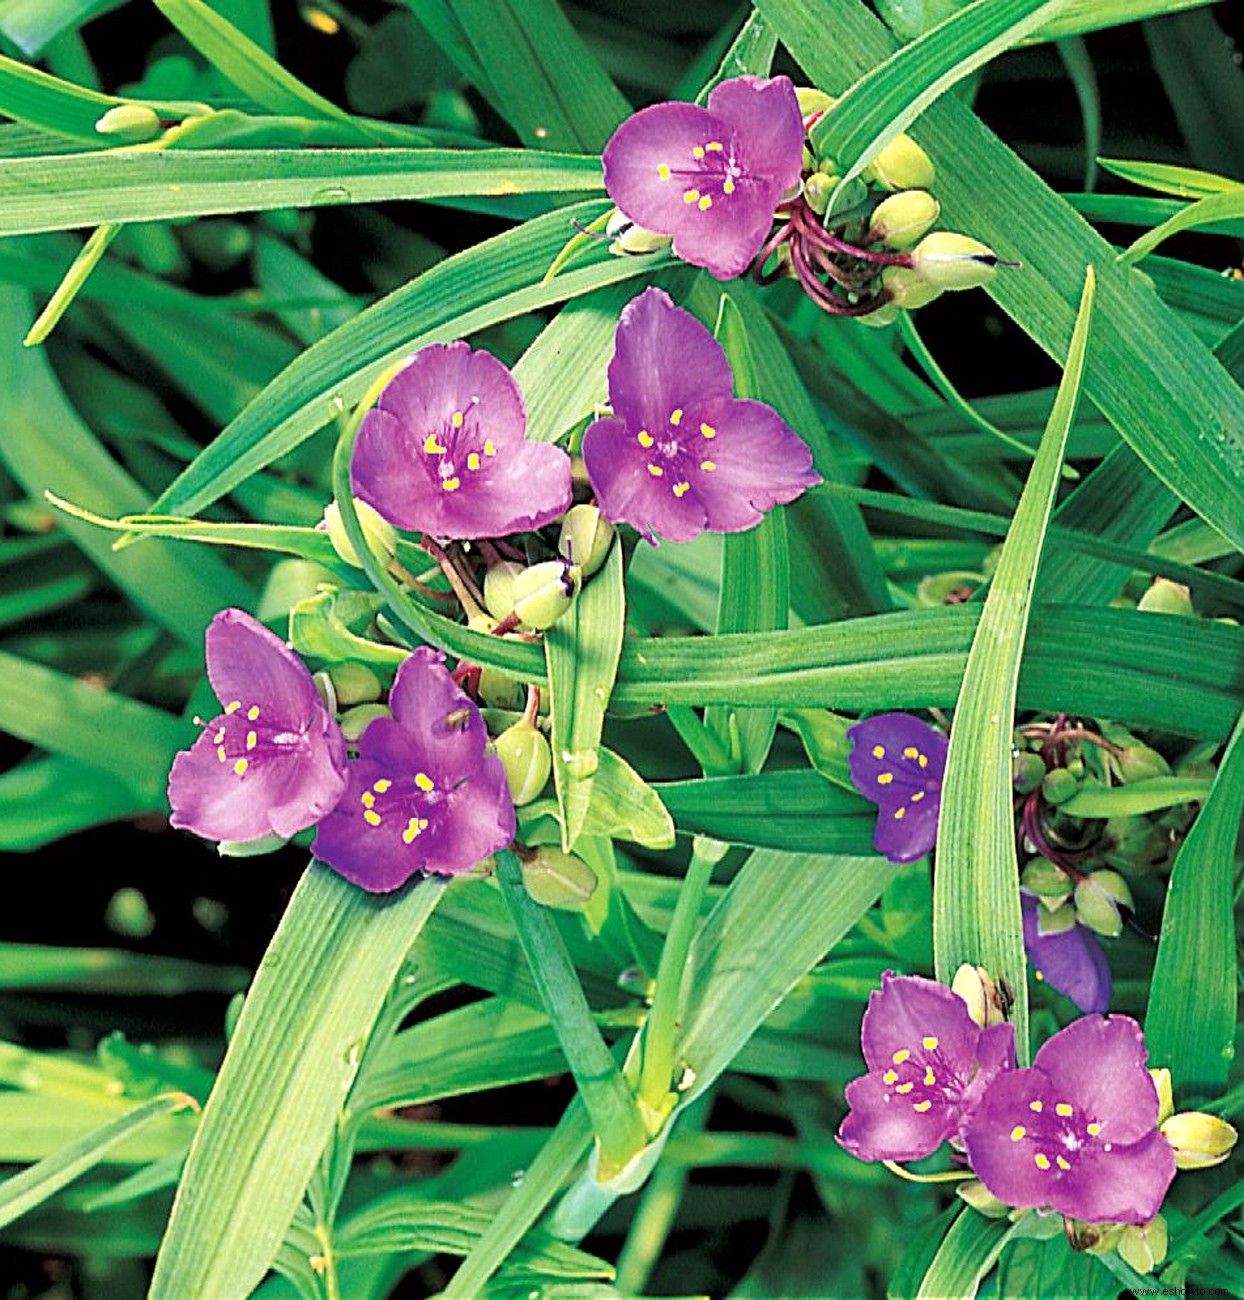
[755,88,1009,321]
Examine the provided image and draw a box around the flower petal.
[837,1071,960,1162]
[1046,1131,1176,1225]
[205,608,321,725]
[1022,893,1112,1014]
[706,75,804,193]
[860,971,980,1078]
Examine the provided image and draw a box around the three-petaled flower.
[168,609,348,844]
[581,288,820,544]
[350,341,572,540]
[847,713,948,863]
[837,972,1016,1163]
[602,75,805,280]
[1021,892,1112,1015]
[963,1015,1176,1224]
[313,647,515,892]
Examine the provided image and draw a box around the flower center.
[354,772,440,844]
[878,1035,963,1115]
[1007,1098,1104,1175]
[418,398,498,493]
[634,406,720,500]
[204,701,307,778]
[654,136,744,212]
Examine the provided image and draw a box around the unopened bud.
[477,665,526,712]
[218,832,288,857]
[863,133,935,191]
[521,845,599,910]
[1150,1069,1174,1125]
[558,504,615,577]
[1117,1216,1167,1273]
[1042,767,1079,805]
[951,964,1005,1027]
[1035,902,1077,936]
[1013,750,1047,794]
[510,560,581,631]
[1068,1220,1125,1255]
[911,232,1000,290]
[338,703,390,742]
[1020,859,1072,901]
[313,670,337,714]
[1160,1111,1238,1169]
[1073,870,1132,938]
[802,171,838,215]
[867,190,940,249]
[955,1179,1010,1217]
[322,498,397,570]
[606,210,672,257]
[1117,741,1172,783]
[880,265,943,310]
[858,302,901,329]
[95,102,162,142]
[483,559,524,622]
[494,720,551,805]
[1137,578,1194,617]
[328,663,382,708]
[795,87,836,117]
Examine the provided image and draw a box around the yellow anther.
[1087,1123,1101,1136]
[911,791,925,802]
[872,745,885,758]
[683,189,700,204]
[692,146,705,159]
[700,422,716,438]
[363,810,381,827]
[1029,1101,1044,1113]
[638,431,654,448]
[423,434,448,455]
[913,1100,932,1112]
[919,754,928,768]
[892,1050,910,1064]
[882,1070,898,1084]
[657,163,671,180]
[896,1082,914,1094]
[1035,1153,1051,1170]
[922,1036,938,1051]
[402,817,427,844]
[247,705,260,721]
[701,460,716,471]
[894,807,906,820]
[484,440,497,456]
[452,410,464,428]
[670,408,684,426]
[1056,1156,1071,1170]
[1055,1103,1073,1117]
[706,141,724,152]
[226,701,241,714]
[441,476,461,492]
[233,758,248,776]
[673,481,691,498]
[467,452,481,471]
[924,1066,935,1086]
[214,730,225,744]
[1010,1126,1026,1142]
[217,745,227,763]
[698,195,712,210]
[723,178,736,194]
[878,773,894,785]
[361,792,375,809]
[903,746,919,759]
[246,731,257,751]
[374,779,392,793]
[415,772,434,792]
[647,464,663,477]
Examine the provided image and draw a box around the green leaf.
[1119,187,1244,265]
[0,756,145,850]
[810,0,1070,195]
[0,942,245,995]
[545,542,625,850]
[1059,775,1212,818]
[934,269,1096,1060]
[917,1207,1012,1300]
[1144,714,1244,1095]
[1096,157,1241,198]
[0,0,124,56]
[150,867,447,1300]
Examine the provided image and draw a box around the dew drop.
[510,1169,526,1187]
[310,186,352,206]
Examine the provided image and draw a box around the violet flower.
[837,972,1016,1163]
[581,288,820,543]
[313,647,514,892]
[351,342,572,540]
[168,609,348,844]
[847,713,948,863]
[602,75,804,281]
[963,1015,1176,1224]
[1021,892,1112,1015]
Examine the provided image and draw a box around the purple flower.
[1021,892,1112,1015]
[168,609,348,843]
[837,972,1016,1163]
[963,1016,1176,1224]
[581,288,820,544]
[603,75,804,280]
[847,713,948,863]
[313,647,514,892]
[351,342,572,540]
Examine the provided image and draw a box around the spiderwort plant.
[847,713,948,863]
[1021,892,1112,1014]
[581,287,820,543]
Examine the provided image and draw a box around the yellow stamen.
[247,705,260,721]
[657,163,671,180]
[414,772,434,792]
[1029,1101,1043,1113]
[683,189,699,204]
[1087,1123,1101,1136]
[246,731,257,751]
[924,1066,935,1086]
[896,1082,914,1094]
[700,460,716,471]
[894,807,906,820]
[692,146,705,159]
[913,1100,932,1112]
[1035,1154,1051,1170]
[877,773,894,785]
[452,410,464,428]
[363,810,381,827]
[903,746,919,759]
[698,194,712,210]
[424,433,447,455]
[361,792,375,809]
[892,1050,910,1064]
[872,745,885,758]
[233,758,248,776]
[638,431,654,448]
[922,1036,938,1051]
[401,817,428,844]
[911,791,925,802]
[700,422,716,438]
[1056,1156,1071,1171]
[217,745,227,763]
[214,730,225,744]
[882,1070,898,1085]
[670,408,683,426]
[647,464,663,477]
[374,779,392,793]
[441,476,461,492]
[225,701,241,714]
[919,754,928,768]
[1055,1103,1073,1117]
[484,440,497,456]
[672,481,691,498]
[466,452,481,471]
[1010,1126,1025,1142]
[723,178,736,194]
[706,141,724,152]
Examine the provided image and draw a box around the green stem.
[637,836,728,1111]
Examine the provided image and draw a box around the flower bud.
[951,964,1005,1027]
[95,102,162,142]
[218,832,288,857]
[880,266,944,311]
[328,663,382,708]
[322,498,398,570]
[483,559,524,623]
[1013,749,1047,794]
[1073,870,1132,939]
[955,1179,1010,1218]
[1035,902,1078,936]
[1150,1068,1174,1125]
[338,703,391,742]
[802,171,838,215]
[1117,741,1172,783]
[477,665,527,712]
[510,560,581,631]
[558,504,615,577]
[521,845,599,910]
[911,232,1000,290]
[1041,767,1079,805]
[1117,1215,1167,1274]
[606,210,672,257]
[867,190,940,249]
[857,302,901,329]
[863,133,935,191]
[1160,1111,1238,1169]
[313,670,337,713]
[1137,577,1194,617]
[1068,1220,1125,1255]
[796,87,836,117]
[1020,859,1072,902]
[494,720,551,805]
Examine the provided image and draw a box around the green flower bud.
[802,171,838,215]
[857,302,902,329]
[477,665,527,712]
[482,559,524,622]
[1042,767,1079,805]
[911,232,1000,290]
[1012,749,1047,794]
[915,570,981,605]
[1160,1111,1238,1169]
[951,963,1006,1028]
[217,832,288,858]
[1150,1068,1174,1125]
[1020,858,1072,901]
[1036,902,1078,937]
[795,87,836,117]
[558,504,615,577]
[1067,1220,1125,1255]
[1117,1215,1167,1274]
[1137,577,1194,617]
[955,1179,1011,1218]
[328,662,382,708]
[1104,815,1165,872]
[867,190,940,249]
[313,669,337,713]
[95,102,162,142]
[605,210,672,257]
[1073,870,1132,939]
[338,702,391,742]
[510,560,581,631]
[322,498,398,570]
[863,133,935,191]
[882,266,944,310]
[521,846,599,911]
[105,887,155,938]
[1117,741,1172,784]
[494,719,551,805]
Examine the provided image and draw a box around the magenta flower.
[847,713,948,863]
[168,609,348,843]
[603,75,804,280]
[351,342,572,540]
[963,1016,1176,1224]
[581,288,820,544]
[313,647,514,892]
[1021,893,1112,1015]
[837,972,1016,1164]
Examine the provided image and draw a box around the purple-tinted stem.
[790,240,886,317]
[794,206,913,266]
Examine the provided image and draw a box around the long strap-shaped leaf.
[934,269,1096,1062]
[150,866,447,1300]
